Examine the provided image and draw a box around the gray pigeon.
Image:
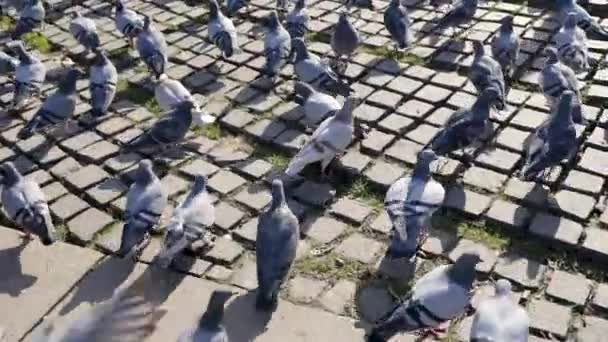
[0,0,25,14]
[470,279,529,342]
[556,0,608,40]
[256,179,299,310]
[178,291,234,342]
[384,150,445,259]
[208,0,239,58]
[285,96,357,177]
[539,47,583,123]
[555,12,590,73]
[69,12,101,54]
[430,88,499,156]
[383,0,411,51]
[17,68,79,139]
[156,175,214,269]
[118,160,167,258]
[344,0,374,9]
[134,15,168,79]
[292,38,351,96]
[115,0,144,45]
[11,0,44,39]
[332,12,360,62]
[31,288,158,342]
[89,49,117,117]
[285,0,308,39]
[430,0,452,8]
[368,252,481,342]
[0,50,18,75]
[8,40,46,110]
[491,16,520,77]
[435,0,477,37]
[262,11,291,77]
[293,81,341,127]
[226,0,247,17]
[469,41,506,110]
[0,162,55,245]
[520,91,576,182]
[126,100,194,151]
[154,74,215,127]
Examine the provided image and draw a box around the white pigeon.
[294,81,341,127]
[154,74,216,127]
[470,279,529,342]
[285,96,358,177]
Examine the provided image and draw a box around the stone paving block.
[230,257,258,290]
[592,283,608,311]
[86,178,128,205]
[546,270,591,305]
[448,239,498,274]
[384,139,423,165]
[370,211,392,235]
[235,159,273,179]
[361,129,394,155]
[364,161,404,188]
[288,276,327,304]
[233,218,258,245]
[319,279,357,314]
[234,184,272,212]
[208,170,247,195]
[50,194,90,221]
[205,237,244,265]
[503,178,549,207]
[475,148,521,173]
[463,167,508,193]
[77,140,120,162]
[180,159,220,178]
[579,147,608,176]
[528,299,571,338]
[330,198,372,224]
[562,170,605,196]
[577,316,608,342]
[205,265,234,282]
[494,254,546,289]
[356,286,394,322]
[213,202,245,231]
[0,227,102,341]
[42,182,69,203]
[49,156,82,178]
[340,150,371,174]
[484,200,530,231]
[444,186,492,216]
[66,164,109,190]
[336,234,383,264]
[161,174,190,198]
[68,208,114,242]
[549,189,596,220]
[529,213,583,247]
[304,217,347,244]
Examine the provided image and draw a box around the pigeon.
[126,100,194,151]
[11,0,44,39]
[293,81,341,127]
[384,150,445,259]
[208,0,239,58]
[89,49,117,117]
[134,15,168,79]
[69,12,101,54]
[226,0,247,17]
[556,0,608,40]
[383,0,411,51]
[0,0,24,15]
[430,88,499,156]
[0,162,55,245]
[344,0,374,9]
[256,180,299,310]
[470,279,529,342]
[430,0,453,8]
[17,68,79,139]
[118,160,167,258]
[368,252,481,342]
[469,40,506,111]
[555,12,590,73]
[262,11,291,77]
[434,0,477,37]
[156,175,214,269]
[491,16,520,77]
[0,50,18,75]
[292,38,352,96]
[276,0,288,12]
[520,91,577,182]
[177,291,234,342]
[154,74,216,127]
[31,288,159,342]
[8,40,46,110]
[332,12,360,62]
[115,0,144,45]
[539,47,583,123]
[285,0,308,39]
[285,96,357,177]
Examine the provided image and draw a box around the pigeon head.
[142,14,152,30]
[135,159,156,185]
[338,11,349,22]
[270,179,287,210]
[192,174,208,195]
[463,0,476,6]
[499,15,514,32]
[389,0,399,7]
[92,49,109,66]
[412,149,436,180]
[294,0,305,10]
[449,252,481,289]
[335,96,359,123]
[8,40,30,62]
[0,162,22,186]
[199,290,235,329]
[208,0,220,17]
[543,47,559,65]
[494,278,512,297]
[262,11,280,30]
[472,88,499,119]
[177,99,196,112]
[565,12,578,29]
[294,81,315,100]
[58,68,80,94]
[156,221,186,268]
[115,0,125,11]
[472,40,485,59]
[292,38,309,62]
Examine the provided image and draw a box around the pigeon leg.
[20,230,33,242]
[131,233,152,261]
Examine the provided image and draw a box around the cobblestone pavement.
[2,0,608,340]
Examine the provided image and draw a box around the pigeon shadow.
[125,261,192,306]
[224,291,273,341]
[0,239,37,297]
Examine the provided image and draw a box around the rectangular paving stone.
[582,227,608,258]
[336,234,383,264]
[50,194,90,221]
[208,170,247,195]
[546,270,591,305]
[444,186,492,216]
[494,254,547,289]
[65,164,109,190]
[68,208,114,242]
[319,279,356,315]
[447,239,498,274]
[484,200,530,231]
[205,237,244,265]
[288,276,327,304]
[549,190,596,221]
[329,198,372,224]
[529,213,583,247]
[463,167,508,193]
[304,216,347,244]
[528,300,571,338]
[0,227,102,341]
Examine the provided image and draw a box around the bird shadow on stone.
[224,291,273,341]
[126,260,193,306]
[0,238,37,297]
[58,257,136,315]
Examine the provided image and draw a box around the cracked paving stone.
[293,181,335,207]
[51,194,90,221]
[484,200,530,231]
[319,279,356,315]
[448,239,498,274]
[205,236,244,265]
[336,234,383,264]
[234,184,272,211]
[330,198,372,224]
[180,159,219,178]
[494,254,546,289]
[68,208,114,242]
[583,227,608,258]
[549,189,596,220]
[304,216,347,244]
[230,257,258,290]
[288,276,327,304]
[529,213,583,247]
[546,270,591,305]
[528,300,571,338]
[208,170,247,195]
[444,186,492,216]
[364,161,404,188]
[213,202,245,231]
[357,286,394,322]
[66,164,109,190]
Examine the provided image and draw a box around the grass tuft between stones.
[196,122,222,140]
[22,32,53,54]
[0,15,15,30]
[294,252,370,281]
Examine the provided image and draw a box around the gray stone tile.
[336,234,383,264]
[319,279,357,314]
[546,270,591,305]
[205,237,244,265]
[330,198,372,224]
[528,300,571,338]
[208,170,247,195]
[529,213,583,247]
[68,208,114,242]
[304,217,347,244]
[288,276,327,304]
[213,202,245,231]
[494,254,546,289]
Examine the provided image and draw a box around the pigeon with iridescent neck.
[69,12,101,55]
[154,74,216,127]
[555,12,590,73]
[383,0,411,52]
[469,40,506,111]
[134,15,168,79]
[262,11,291,78]
[89,49,117,117]
[208,0,239,58]
[491,16,520,77]
[539,47,583,123]
[114,0,144,46]
[7,40,45,110]
[285,0,308,39]
[11,0,44,39]
[332,11,360,67]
